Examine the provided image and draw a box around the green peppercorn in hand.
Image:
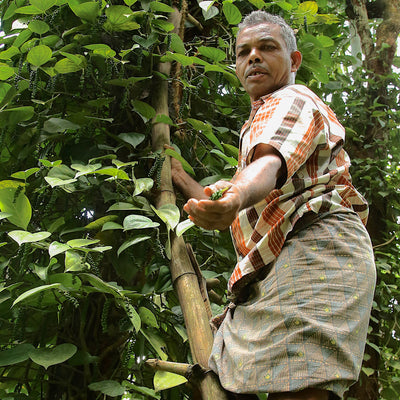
[209,186,230,200]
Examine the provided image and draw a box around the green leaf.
[154,370,187,392]
[247,0,266,9]
[149,1,175,13]
[71,163,102,178]
[13,29,33,48]
[152,19,175,32]
[84,44,116,58]
[68,0,99,22]
[187,119,224,151]
[169,33,185,54]
[125,303,141,332]
[13,283,61,306]
[151,204,180,230]
[0,180,31,229]
[317,35,334,48]
[210,149,238,166]
[88,381,125,397]
[362,367,375,377]
[93,168,130,180]
[80,273,122,297]
[198,46,226,62]
[141,329,168,360]
[85,215,118,230]
[65,250,85,272]
[199,1,214,12]
[123,215,159,230]
[117,235,151,257]
[102,222,124,231]
[0,212,12,221]
[134,178,154,196]
[49,241,71,258]
[44,118,81,134]
[67,238,99,248]
[139,307,159,328]
[49,273,82,291]
[31,0,57,12]
[118,132,145,148]
[11,167,40,180]
[275,0,293,11]
[29,344,77,370]
[0,65,15,80]
[132,100,156,123]
[164,148,195,175]
[175,218,195,237]
[202,4,218,20]
[28,20,50,34]
[298,1,318,14]
[8,230,51,246]
[0,106,34,125]
[0,46,20,61]
[54,57,84,74]
[222,1,242,25]
[0,344,35,367]
[45,177,77,187]
[160,52,194,66]
[105,6,140,31]
[107,202,142,212]
[15,5,42,14]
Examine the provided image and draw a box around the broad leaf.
[88,381,125,397]
[123,215,159,230]
[68,0,99,22]
[65,250,85,272]
[31,0,57,12]
[222,1,242,25]
[29,344,77,369]
[28,20,50,34]
[0,180,31,229]
[117,235,151,257]
[0,344,35,367]
[154,370,187,392]
[151,204,180,230]
[43,117,80,133]
[8,230,51,246]
[164,148,195,175]
[175,219,195,237]
[13,283,61,306]
[49,241,71,258]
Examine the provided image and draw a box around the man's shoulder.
[273,84,317,100]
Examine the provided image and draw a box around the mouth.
[246,68,268,78]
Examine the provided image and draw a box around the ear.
[290,50,302,72]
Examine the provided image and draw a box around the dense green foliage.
[0,0,399,399]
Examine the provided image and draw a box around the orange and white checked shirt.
[228,84,369,294]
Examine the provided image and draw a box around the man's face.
[235,23,301,102]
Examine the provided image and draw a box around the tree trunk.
[150,9,229,400]
[345,1,400,399]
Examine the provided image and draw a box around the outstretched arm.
[169,152,208,200]
[184,143,283,231]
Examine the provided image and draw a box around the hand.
[183,180,242,230]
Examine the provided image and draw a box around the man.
[170,11,376,400]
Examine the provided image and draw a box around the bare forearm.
[231,154,282,211]
[172,170,208,200]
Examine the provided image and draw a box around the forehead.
[236,23,284,47]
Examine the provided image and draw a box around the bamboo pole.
[150,9,228,400]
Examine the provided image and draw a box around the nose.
[249,47,261,64]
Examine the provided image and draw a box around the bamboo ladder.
[146,8,229,400]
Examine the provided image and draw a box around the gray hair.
[238,11,297,53]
